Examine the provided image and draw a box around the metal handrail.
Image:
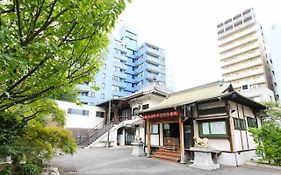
[79,116,130,146]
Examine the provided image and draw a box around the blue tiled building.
[78,26,166,105]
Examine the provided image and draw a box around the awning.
[143,111,179,120]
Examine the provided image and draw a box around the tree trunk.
[11,157,21,175]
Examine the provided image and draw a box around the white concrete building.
[217,8,277,102]
[60,81,266,167]
[264,24,281,105]
[56,100,105,143]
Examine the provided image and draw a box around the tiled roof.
[141,81,233,112]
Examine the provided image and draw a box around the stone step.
[158,148,181,153]
[152,154,180,162]
[154,151,181,158]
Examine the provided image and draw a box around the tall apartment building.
[217,8,277,102]
[77,26,166,105]
[264,24,281,103]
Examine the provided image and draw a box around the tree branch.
[15,0,23,42]
[23,5,68,46]
[0,57,49,99]
[58,21,77,47]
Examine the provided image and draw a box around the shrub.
[18,161,41,175]
[0,164,12,175]
[249,121,281,165]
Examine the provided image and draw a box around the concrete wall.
[129,95,165,114]
[217,151,257,166]
[228,101,258,152]
[56,100,104,129]
[239,87,275,102]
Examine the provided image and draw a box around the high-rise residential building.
[217,8,278,102]
[77,25,166,105]
[264,24,281,104]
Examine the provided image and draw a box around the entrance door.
[163,123,179,149]
[184,120,194,148]
[125,128,135,145]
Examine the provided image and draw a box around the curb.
[245,162,281,170]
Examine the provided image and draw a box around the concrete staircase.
[152,147,181,162]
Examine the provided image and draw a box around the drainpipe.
[106,100,111,148]
[234,151,239,167]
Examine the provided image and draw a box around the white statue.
[193,136,209,148]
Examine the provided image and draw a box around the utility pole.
[106,100,111,148]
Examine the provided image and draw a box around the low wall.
[217,150,257,166]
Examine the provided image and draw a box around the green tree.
[0,0,129,174]
[249,102,281,165]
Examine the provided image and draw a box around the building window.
[101,93,105,99]
[233,118,247,130]
[96,111,105,118]
[112,85,123,92]
[241,85,249,90]
[150,124,159,135]
[244,16,252,23]
[142,104,149,110]
[199,121,227,137]
[247,117,258,128]
[102,83,105,89]
[103,64,106,69]
[113,95,120,99]
[81,91,88,96]
[102,73,106,79]
[67,108,89,116]
[234,21,242,27]
[88,91,95,97]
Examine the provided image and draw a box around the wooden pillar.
[179,116,186,163]
[146,120,151,158]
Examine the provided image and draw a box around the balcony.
[222,58,263,75]
[144,45,163,56]
[221,50,261,67]
[219,33,258,54]
[224,67,264,82]
[146,55,162,65]
[112,80,126,88]
[145,73,157,81]
[218,24,256,46]
[134,65,146,74]
[134,75,144,83]
[113,71,127,79]
[114,61,127,71]
[77,84,91,92]
[146,64,160,73]
[218,19,255,39]
[231,76,266,89]
[220,42,259,60]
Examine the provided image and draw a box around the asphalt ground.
[50,147,281,175]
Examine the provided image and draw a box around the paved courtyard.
[51,147,281,175]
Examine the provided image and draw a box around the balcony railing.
[220,43,259,61]
[219,33,258,54]
[222,58,263,75]
[221,50,261,67]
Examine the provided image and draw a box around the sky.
[115,0,281,91]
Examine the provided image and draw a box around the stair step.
[155,150,181,156]
[154,151,181,157]
[152,154,180,162]
[157,149,181,153]
[152,147,181,162]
